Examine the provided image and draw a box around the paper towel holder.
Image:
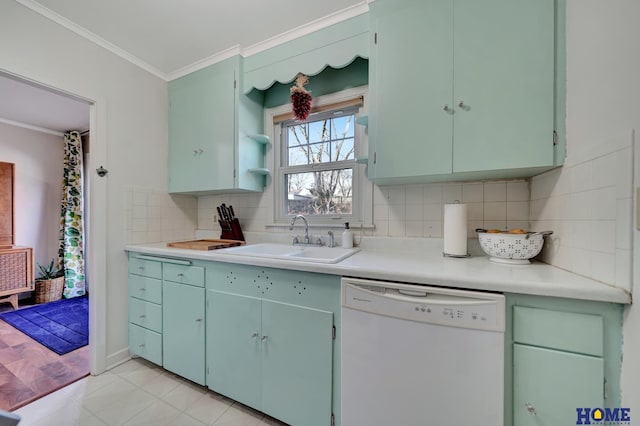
[443,252,470,258]
[443,200,470,258]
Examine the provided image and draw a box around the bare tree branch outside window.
[283,110,356,216]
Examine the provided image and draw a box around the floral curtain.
[58,131,85,298]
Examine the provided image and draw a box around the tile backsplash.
[529,131,634,290]
[124,186,197,244]
[196,180,531,239]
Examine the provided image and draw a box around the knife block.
[219,219,245,241]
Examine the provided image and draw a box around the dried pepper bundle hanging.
[290,73,312,121]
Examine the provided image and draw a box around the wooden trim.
[273,96,364,124]
[0,162,14,247]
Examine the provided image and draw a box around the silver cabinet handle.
[261,335,268,342]
[525,403,536,415]
[195,318,203,323]
[139,314,146,319]
[138,343,146,348]
[139,287,146,292]
[443,104,451,112]
[138,266,145,271]
[251,332,259,339]
[458,101,465,108]
[177,273,185,278]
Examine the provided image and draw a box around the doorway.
[0,70,106,406]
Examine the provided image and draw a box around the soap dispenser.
[342,222,353,248]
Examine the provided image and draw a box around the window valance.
[243,14,369,94]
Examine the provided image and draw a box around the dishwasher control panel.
[342,278,505,332]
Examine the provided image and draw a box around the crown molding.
[0,117,65,137]
[15,0,169,81]
[241,2,370,59]
[167,45,243,81]
[17,0,372,82]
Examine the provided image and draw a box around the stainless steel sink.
[217,243,359,264]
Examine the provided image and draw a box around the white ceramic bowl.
[477,230,552,265]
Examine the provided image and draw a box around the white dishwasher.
[341,277,505,426]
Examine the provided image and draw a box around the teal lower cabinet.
[128,253,207,385]
[506,295,623,426]
[206,263,340,426]
[128,256,163,365]
[163,280,206,385]
[513,344,603,425]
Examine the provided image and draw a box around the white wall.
[546,0,640,414]
[0,2,168,368]
[0,123,64,268]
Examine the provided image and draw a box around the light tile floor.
[13,358,286,426]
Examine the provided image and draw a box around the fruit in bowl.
[476,229,553,265]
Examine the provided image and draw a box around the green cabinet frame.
[168,55,266,195]
[368,0,564,184]
[505,294,623,426]
[205,262,341,426]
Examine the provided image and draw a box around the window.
[282,108,357,216]
[268,87,371,226]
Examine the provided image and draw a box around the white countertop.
[125,237,631,304]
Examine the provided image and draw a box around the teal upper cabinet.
[168,55,265,195]
[368,0,454,180]
[368,0,562,184]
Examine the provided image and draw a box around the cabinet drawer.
[163,264,204,287]
[513,306,603,357]
[129,323,162,365]
[129,258,162,279]
[129,274,162,304]
[129,298,162,333]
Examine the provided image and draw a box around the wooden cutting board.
[166,239,245,250]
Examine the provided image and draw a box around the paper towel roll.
[443,203,468,256]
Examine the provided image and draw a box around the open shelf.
[249,134,271,145]
[249,168,271,176]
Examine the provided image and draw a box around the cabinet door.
[162,281,206,385]
[513,344,603,426]
[369,0,453,182]
[261,300,333,426]
[453,0,555,173]
[206,290,262,410]
[168,58,236,193]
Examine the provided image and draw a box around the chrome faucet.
[289,215,310,244]
[327,230,335,248]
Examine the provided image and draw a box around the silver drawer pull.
[195,318,203,323]
[525,403,536,415]
[138,266,145,271]
[139,288,146,292]
[177,273,185,278]
[261,335,268,342]
[251,332,258,339]
[138,343,146,348]
[139,314,146,319]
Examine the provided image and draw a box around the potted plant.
[34,259,65,304]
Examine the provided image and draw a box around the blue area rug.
[0,296,88,355]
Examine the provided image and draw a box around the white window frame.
[265,86,372,228]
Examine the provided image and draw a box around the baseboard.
[105,347,131,371]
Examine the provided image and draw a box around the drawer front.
[129,323,162,365]
[163,263,205,287]
[513,306,603,357]
[129,257,162,279]
[129,275,162,304]
[129,298,162,333]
